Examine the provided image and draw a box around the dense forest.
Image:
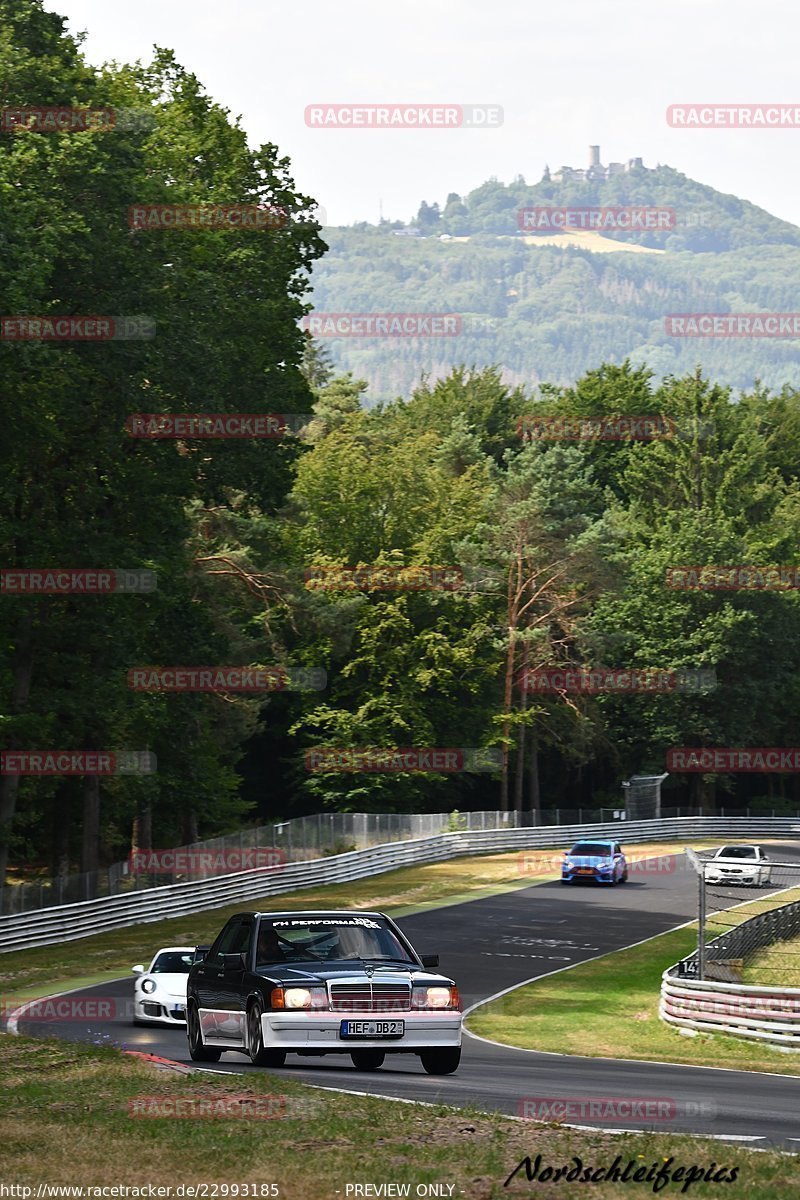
[2,0,800,885]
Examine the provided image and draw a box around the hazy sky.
[49,0,800,228]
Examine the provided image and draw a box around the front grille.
[329,982,411,1012]
[142,1002,162,1017]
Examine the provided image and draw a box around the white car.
[132,946,195,1024]
[704,845,772,887]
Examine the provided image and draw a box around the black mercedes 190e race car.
[186,909,462,1074]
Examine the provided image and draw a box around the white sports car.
[704,845,772,887]
[132,946,195,1024]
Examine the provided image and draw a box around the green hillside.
[309,165,800,399]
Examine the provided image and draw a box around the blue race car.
[561,839,628,885]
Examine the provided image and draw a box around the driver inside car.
[256,926,285,965]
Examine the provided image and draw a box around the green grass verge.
[1,1033,798,1198]
[466,925,800,1076]
[742,931,800,987]
[0,841,714,1001]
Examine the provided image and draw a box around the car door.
[195,917,253,1046]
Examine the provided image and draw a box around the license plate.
[172,1005,185,1016]
[340,1019,404,1038]
[576,868,593,874]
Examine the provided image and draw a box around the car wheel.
[350,1050,385,1071]
[620,869,628,883]
[420,1047,461,1075]
[247,1000,286,1068]
[560,878,571,885]
[187,1004,221,1062]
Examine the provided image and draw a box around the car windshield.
[151,951,194,973]
[718,846,757,859]
[569,843,612,856]
[256,915,415,967]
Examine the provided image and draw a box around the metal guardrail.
[661,973,800,1048]
[2,816,799,954]
[661,893,800,1047]
[7,803,796,916]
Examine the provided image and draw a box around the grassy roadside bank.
[1,1033,797,1199]
[743,931,800,986]
[466,922,800,1076]
[0,841,716,1002]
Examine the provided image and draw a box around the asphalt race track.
[10,847,800,1149]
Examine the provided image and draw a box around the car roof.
[233,909,388,919]
[570,840,615,848]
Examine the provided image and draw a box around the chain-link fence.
[676,846,800,984]
[5,804,800,917]
[1,809,527,915]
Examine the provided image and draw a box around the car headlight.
[271,986,328,1010]
[412,986,460,1010]
[141,978,156,994]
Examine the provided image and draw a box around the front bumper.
[262,1009,462,1052]
[705,870,762,885]
[135,997,186,1024]
[562,869,615,883]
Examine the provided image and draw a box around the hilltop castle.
[545,146,651,184]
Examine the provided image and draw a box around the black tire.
[560,878,571,885]
[419,1047,461,1075]
[350,1050,385,1071]
[247,1000,287,1068]
[620,869,628,883]
[187,1004,221,1062]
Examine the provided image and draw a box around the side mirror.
[222,952,245,973]
[193,946,210,963]
[131,965,145,975]
[421,954,439,969]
